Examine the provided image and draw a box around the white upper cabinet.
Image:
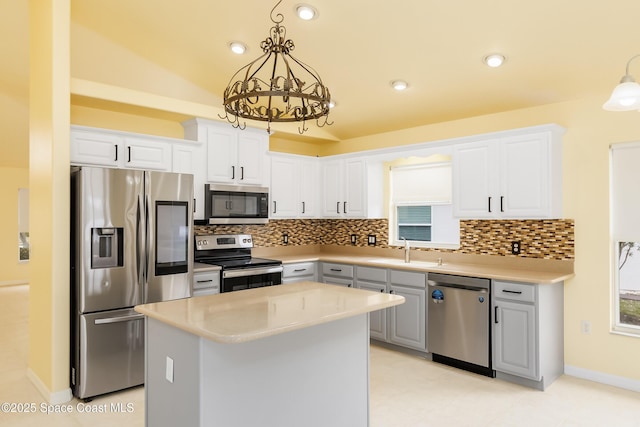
[122,136,172,171]
[182,119,268,186]
[452,125,564,219]
[270,153,319,219]
[70,129,121,167]
[70,126,172,171]
[321,158,366,218]
[172,141,207,220]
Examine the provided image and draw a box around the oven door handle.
[222,266,284,279]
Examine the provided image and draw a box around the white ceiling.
[3,0,640,167]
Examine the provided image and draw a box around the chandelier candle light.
[220,0,332,134]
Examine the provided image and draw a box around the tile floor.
[1,284,639,426]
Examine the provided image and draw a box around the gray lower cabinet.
[356,266,426,352]
[282,262,317,284]
[321,262,354,287]
[492,280,564,390]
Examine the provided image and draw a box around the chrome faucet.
[402,237,410,263]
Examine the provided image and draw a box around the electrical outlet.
[283,233,289,245]
[350,234,357,245]
[368,235,376,246]
[581,320,592,335]
[511,241,521,255]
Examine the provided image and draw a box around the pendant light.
[603,54,640,111]
[220,1,332,134]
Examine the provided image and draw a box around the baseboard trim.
[27,368,73,404]
[565,364,640,393]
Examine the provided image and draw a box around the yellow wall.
[29,0,71,399]
[0,168,29,284]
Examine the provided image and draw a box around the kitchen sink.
[367,258,440,268]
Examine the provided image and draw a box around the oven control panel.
[195,234,253,251]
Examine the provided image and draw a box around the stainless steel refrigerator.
[70,166,193,399]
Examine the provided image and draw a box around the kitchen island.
[134,281,404,427]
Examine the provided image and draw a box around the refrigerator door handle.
[94,313,145,325]
[145,194,151,284]
[137,195,145,290]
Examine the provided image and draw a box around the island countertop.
[135,282,405,344]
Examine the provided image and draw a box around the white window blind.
[390,163,452,203]
[611,142,640,241]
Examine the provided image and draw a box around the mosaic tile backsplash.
[195,218,574,260]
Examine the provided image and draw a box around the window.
[611,142,640,334]
[389,161,459,249]
[18,188,29,262]
[397,205,432,241]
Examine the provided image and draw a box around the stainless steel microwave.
[204,184,269,225]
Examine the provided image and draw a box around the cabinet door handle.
[302,201,306,214]
[293,269,307,272]
[330,268,342,272]
[389,289,394,294]
[241,166,244,180]
[343,201,347,214]
[500,196,504,212]
[114,145,118,162]
[273,201,277,214]
[231,166,235,180]
[380,289,384,293]
[336,202,340,214]
[502,289,523,295]
[495,306,500,323]
[488,196,492,213]
[347,283,352,287]
[193,198,196,213]
[127,146,131,163]
[196,280,213,284]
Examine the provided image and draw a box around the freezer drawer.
[73,308,145,399]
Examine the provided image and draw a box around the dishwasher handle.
[428,280,489,293]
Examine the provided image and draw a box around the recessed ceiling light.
[296,4,318,20]
[229,42,247,55]
[391,80,408,91]
[483,53,506,68]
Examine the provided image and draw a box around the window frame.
[610,141,640,336]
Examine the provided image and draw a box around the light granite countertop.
[135,281,404,344]
[255,247,574,285]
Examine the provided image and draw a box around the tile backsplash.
[195,218,574,261]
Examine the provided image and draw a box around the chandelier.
[220,0,332,134]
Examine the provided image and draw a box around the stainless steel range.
[194,234,283,293]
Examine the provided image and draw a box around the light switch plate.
[166,356,174,383]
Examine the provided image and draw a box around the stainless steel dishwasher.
[427,273,495,377]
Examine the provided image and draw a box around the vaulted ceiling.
[3,0,640,168]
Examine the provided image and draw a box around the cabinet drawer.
[390,270,426,288]
[493,281,535,303]
[356,266,387,283]
[283,262,316,278]
[322,263,354,278]
[193,272,220,291]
